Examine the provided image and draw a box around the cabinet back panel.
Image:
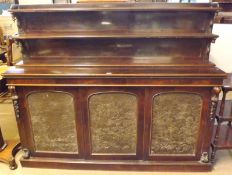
[17,11,213,34]
[22,38,209,62]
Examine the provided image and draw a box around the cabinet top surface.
[9,3,219,13]
[3,67,226,78]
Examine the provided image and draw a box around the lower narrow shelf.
[216,100,232,121]
[214,125,232,150]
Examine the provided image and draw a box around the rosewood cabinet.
[3,2,226,171]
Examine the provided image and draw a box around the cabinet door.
[82,87,144,160]
[19,87,83,158]
[144,87,211,161]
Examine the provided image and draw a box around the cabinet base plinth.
[20,157,212,172]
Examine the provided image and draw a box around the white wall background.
[211,24,232,73]
[168,0,211,2]
[19,0,52,4]
[19,0,77,3]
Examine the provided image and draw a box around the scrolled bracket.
[212,38,216,43]
[209,87,221,121]
[11,14,17,23]
[22,148,30,159]
[8,86,20,119]
[6,36,14,66]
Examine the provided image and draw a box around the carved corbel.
[209,87,221,121]
[212,37,216,43]
[210,87,223,162]
[11,14,17,23]
[208,19,214,33]
[11,13,22,31]
[8,86,20,119]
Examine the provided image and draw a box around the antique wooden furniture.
[0,75,20,170]
[212,73,232,159]
[3,2,227,171]
[0,67,8,98]
[0,127,20,170]
[0,76,7,96]
[0,28,9,94]
[213,0,232,24]
[0,30,7,64]
[0,66,20,170]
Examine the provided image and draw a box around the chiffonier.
[3,2,227,171]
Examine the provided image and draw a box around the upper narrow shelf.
[216,100,232,120]
[13,32,218,40]
[9,3,219,13]
[213,123,232,150]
